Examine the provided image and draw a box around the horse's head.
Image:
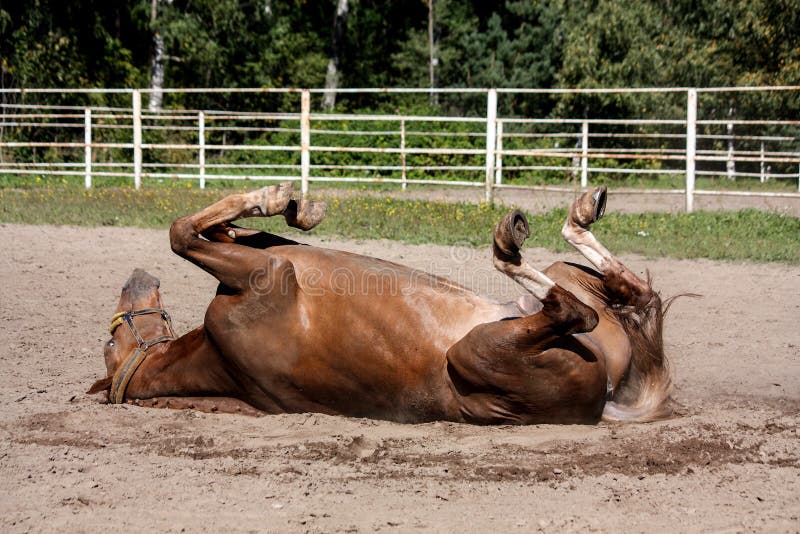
[87,269,175,401]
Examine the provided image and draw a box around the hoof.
[284,199,327,231]
[252,182,294,216]
[494,209,530,261]
[570,186,607,229]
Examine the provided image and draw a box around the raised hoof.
[570,186,607,229]
[284,199,327,231]
[251,182,294,217]
[494,209,530,261]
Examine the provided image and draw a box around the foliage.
[3,1,798,109]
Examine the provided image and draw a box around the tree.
[148,0,166,111]
[1,0,145,94]
[323,0,350,111]
[0,0,795,118]
[427,0,437,106]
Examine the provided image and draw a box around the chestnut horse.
[89,184,673,424]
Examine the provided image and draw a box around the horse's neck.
[129,327,234,399]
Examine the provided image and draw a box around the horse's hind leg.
[453,211,606,423]
[199,193,327,248]
[179,182,325,234]
[561,187,652,306]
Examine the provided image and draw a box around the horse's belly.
[205,292,473,422]
[280,294,468,420]
[204,246,509,421]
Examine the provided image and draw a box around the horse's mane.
[602,274,694,423]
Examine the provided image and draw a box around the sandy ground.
[0,222,798,533]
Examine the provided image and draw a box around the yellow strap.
[109,312,126,335]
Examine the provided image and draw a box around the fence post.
[198,111,206,189]
[400,119,407,191]
[726,119,735,180]
[760,142,766,182]
[580,121,589,188]
[484,89,497,204]
[685,89,697,213]
[132,90,142,190]
[300,90,311,196]
[494,119,503,185]
[84,107,92,189]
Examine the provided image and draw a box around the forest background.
[2,0,798,114]
[1,0,799,190]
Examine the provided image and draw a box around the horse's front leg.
[130,396,262,416]
[492,209,556,300]
[561,186,653,306]
[559,187,674,422]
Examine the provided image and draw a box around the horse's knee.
[170,217,195,256]
[603,265,654,308]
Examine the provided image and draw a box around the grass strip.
[1,186,798,263]
[3,173,798,192]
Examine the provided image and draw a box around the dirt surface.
[1,223,798,532]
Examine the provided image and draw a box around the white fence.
[1,87,799,212]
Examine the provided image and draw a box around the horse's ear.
[87,376,113,395]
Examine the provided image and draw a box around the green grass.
[3,168,799,193]
[1,185,798,263]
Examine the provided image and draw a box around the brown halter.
[108,309,176,404]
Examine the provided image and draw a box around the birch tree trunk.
[148,0,166,112]
[322,0,349,112]
[428,0,437,107]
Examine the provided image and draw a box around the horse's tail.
[602,285,686,423]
